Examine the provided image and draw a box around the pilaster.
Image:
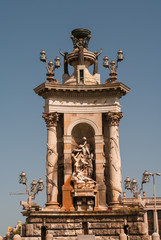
[95,135,107,209]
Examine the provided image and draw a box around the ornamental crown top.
[40,28,124,86]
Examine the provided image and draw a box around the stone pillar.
[144,211,149,235]
[63,135,72,183]
[95,135,107,209]
[106,112,123,207]
[43,112,59,208]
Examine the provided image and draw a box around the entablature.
[34,81,130,99]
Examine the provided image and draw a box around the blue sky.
[0,0,161,236]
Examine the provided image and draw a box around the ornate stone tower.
[21,29,149,240]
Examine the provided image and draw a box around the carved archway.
[71,122,96,181]
[67,118,99,136]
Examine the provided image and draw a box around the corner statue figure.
[71,137,96,189]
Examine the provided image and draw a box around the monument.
[21,29,150,240]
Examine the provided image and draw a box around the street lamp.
[103,49,124,82]
[144,171,161,238]
[125,171,161,240]
[124,170,150,197]
[124,177,138,195]
[19,171,44,200]
[40,49,61,83]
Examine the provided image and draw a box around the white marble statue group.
[71,137,96,188]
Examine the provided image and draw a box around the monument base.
[21,207,149,240]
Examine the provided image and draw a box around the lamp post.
[125,171,161,240]
[124,170,149,197]
[40,50,61,83]
[103,49,124,82]
[144,171,161,239]
[19,171,44,200]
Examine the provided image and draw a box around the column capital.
[105,112,123,126]
[42,112,59,127]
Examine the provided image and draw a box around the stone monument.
[21,28,150,240]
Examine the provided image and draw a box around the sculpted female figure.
[72,137,94,183]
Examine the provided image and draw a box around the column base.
[61,206,75,212]
[94,205,108,211]
[45,201,60,210]
[108,201,122,210]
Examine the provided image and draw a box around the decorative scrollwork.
[42,112,59,127]
[106,112,123,126]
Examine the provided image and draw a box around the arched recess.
[67,118,99,136]
[71,122,96,181]
[71,122,95,150]
[63,118,99,182]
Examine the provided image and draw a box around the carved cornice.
[34,82,130,99]
[42,112,59,127]
[106,112,123,126]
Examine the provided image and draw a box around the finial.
[103,50,124,83]
[71,28,91,49]
[40,50,61,83]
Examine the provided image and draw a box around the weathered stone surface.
[111,222,122,228]
[127,215,142,222]
[115,228,121,235]
[35,224,42,230]
[33,230,41,236]
[22,238,41,240]
[128,237,142,240]
[26,224,33,236]
[50,223,82,229]
[95,237,118,240]
[22,209,148,239]
[128,222,146,235]
[52,238,76,240]
[88,221,122,230]
[27,218,43,223]
[77,235,95,240]
[48,229,79,236]
[99,217,124,222]
[137,216,144,222]
[89,229,116,236]
[88,222,111,229]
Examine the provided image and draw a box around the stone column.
[43,112,59,208]
[106,112,123,207]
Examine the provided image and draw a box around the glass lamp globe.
[131,178,138,192]
[40,50,46,62]
[142,170,150,184]
[103,56,109,68]
[124,177,131,190]
[37,178,44,191]
[55,56,61,68]
[117,49,124,62]
[19,171,27,185]
[31,180,37,193]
